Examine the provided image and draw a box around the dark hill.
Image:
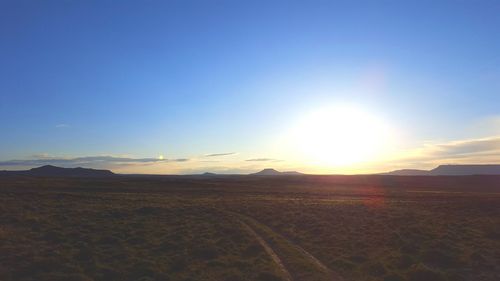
[381,169,430,176]
[429,164,500,175]
[0,165,114,177]
[251,168,303,176]
[384,164,500,176]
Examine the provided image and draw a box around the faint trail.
[232,212,345,281]
[290,241,345,281]
[238,218,294,281]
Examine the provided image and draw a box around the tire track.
[289,241,345,281]
[232,212,345,281]
[237,218,294,281]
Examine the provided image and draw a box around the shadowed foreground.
[1,175,500,281]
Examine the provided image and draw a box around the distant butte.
[251,168,303,176]
[0,165,114,177]
[383,164,500,176]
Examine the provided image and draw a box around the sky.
[1,0,500,174]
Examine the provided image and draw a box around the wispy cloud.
[175,166,254,175]
[430,137,500,157]
[32,153,52,159]
[55,124,70,128]
[393,136,500,168]
[204,152,236,157]
[245,158,280,162]
[0,155,189,167]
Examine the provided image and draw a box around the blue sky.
[1,0,500,174]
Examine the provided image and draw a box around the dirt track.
[232,212,345,281]
[238,219,294,281]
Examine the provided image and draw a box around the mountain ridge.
[0,165,115,177]
[251,168,303,176]
[383,164,500,176]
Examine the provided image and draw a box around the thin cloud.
[176,166,253,175]
[394,136,500,166]
[245,158,280,162]
[55,124,70,128]
[204,152,236,157]
[32,153,52,159]
[431,137,500,157]
[0,156,189,167]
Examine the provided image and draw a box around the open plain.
[1,174,500,281]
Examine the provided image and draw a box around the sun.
[291,105,392,167]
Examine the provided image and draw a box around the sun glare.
[292,105,392,167]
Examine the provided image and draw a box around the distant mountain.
[201,172,217,176]
[251,168,303,176]
[0,165,114,177]
[383,164,500,176]
[381,169,430,176]
[429,164,500,175]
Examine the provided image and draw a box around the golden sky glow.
[288,105,394,167]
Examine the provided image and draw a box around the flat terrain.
[1,175,500,281]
